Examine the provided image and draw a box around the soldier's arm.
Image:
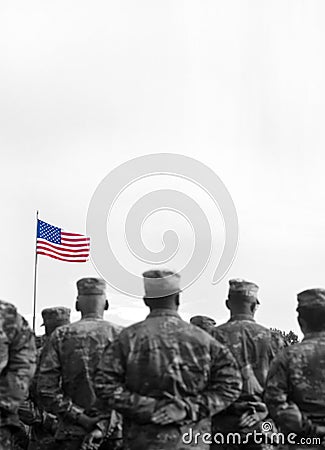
[181,340,243,421]
[95,336,158,423]
[264,351,290,418]
[264,352,314,435]
[36,331,87,423]
[0,311,37,427]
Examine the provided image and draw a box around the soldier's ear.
[75,300,80,312]
[104,299,109,311]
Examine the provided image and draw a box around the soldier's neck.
[80,312,104,320]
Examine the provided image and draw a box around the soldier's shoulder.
[103,320,123,334]
[121,320,146,333]
[272,341,304,363]
[186,321,213,339]
[284,339,316,356]
[49,322,74,341]
[116,320,148,340]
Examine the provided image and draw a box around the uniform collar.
[147,309,180,319]
[81,313,104,320]
[228,313,255,322]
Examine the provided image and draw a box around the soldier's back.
[53,318,121,407]
[213,318,283,396]
[120,310,219,396]
[268,332,325,419]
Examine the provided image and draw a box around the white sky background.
[1,1,325,336]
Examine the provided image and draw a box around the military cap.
[190,315,216,326]
[77,278,107,295]
[41,307,71,326]
[297,288,325,309]
[228,278,260,304]
[143,269,181,298]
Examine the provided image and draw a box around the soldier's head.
[297,288,325,334]
[76,278,108,317]
[41,306,71,336]
[190,315,216,333]
[225,279,260,317]
[142,269,181,311]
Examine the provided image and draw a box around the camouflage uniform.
[0,300,37,450]
[95,306,242,450]
[37,280,122,450]
[265,289,325,450]
[21,307,71,450]
[211,279,284,450]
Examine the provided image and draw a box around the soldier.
[20,307,71,450]
[94,269,242,450]
[211,279,285,450]
[36,278,122,450]
[0,300,37,450]
[265,288,325,449]
[190,315,216,334]
[40,307,71,341]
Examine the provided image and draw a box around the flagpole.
[32,210,39,332]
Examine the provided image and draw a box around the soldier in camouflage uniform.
[19,307,71,450]
[37,278,122,450]
[265,288,325,450]
[211,279,285,450]
[190,315,216,334]
[95,269,242,450]
[0,300,37,450]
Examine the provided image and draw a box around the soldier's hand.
[239,410,260,429]
[78,413,100,432]
[151,402,187,425]
[81,429,104,450]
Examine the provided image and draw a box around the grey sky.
[1,1,325,336]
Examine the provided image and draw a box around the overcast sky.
[1,1,325,336]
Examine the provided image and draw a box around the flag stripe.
[61,236,90,243]
[37,239,89,251]
[37,251,88,262]
[37,244,90,257]
[61,231,88,238]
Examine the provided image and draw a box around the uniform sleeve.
[95,335,158,423]
[36,331,84,421]
[182,340,243,421]
[264,351,310,434]
[264,351,289,419]
[0,312,37,427]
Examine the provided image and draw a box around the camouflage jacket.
[37,315,121,439]
[0,300,37,428]
[265,331,325,430]
[212,314,285,415]
[95,309,242,449]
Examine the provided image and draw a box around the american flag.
[36,220,90,262]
